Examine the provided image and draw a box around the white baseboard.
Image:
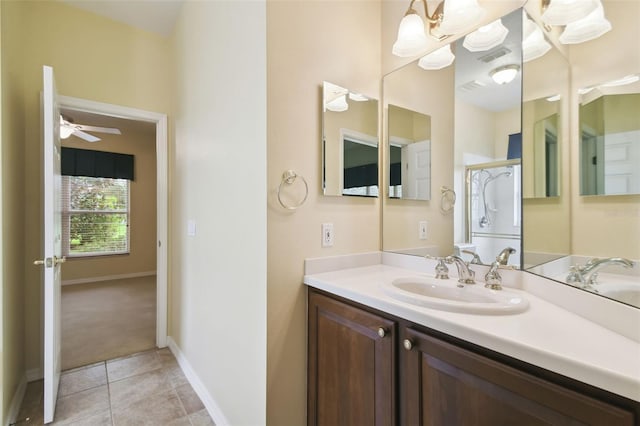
[5,374,27,426]
[62,271,156,286]
[26,368,43,382]
[167,337,229,426]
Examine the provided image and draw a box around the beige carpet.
[62,275,157,370]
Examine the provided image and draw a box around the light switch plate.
[419,221,428,240]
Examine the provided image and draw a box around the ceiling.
[60,0,184,37]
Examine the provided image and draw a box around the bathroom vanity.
[305,253,640,425]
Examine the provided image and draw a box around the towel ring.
[277,170,308,210]
[440,186,456,214]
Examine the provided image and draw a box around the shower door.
[465,159,521,267]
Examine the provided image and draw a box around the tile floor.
[15,348,215,425]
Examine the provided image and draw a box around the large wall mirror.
[322,81,379,197]
[523,0,639,309]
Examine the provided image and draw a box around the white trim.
[167,337,229,426]
[26,368,43,382]
[5,374,27,426]
[62,271,156,286]
[57,95,169,349]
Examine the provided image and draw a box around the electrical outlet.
[419,221,428,240]
[322,223,334,247]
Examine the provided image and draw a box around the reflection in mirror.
[454,8,523,268]
[322,81,379,197]
[579,80,640,196]
[523,0,639,309]
[523,96,560,198]
[388,104,432,200]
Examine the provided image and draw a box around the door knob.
[54,256,66,266]
[33,258,53,268]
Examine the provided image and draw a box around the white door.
[38,65,64,423]
[403,140,431,200]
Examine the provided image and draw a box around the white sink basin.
[382,277,528,315]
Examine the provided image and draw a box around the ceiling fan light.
[558,2,611,45]
[462,19,508,52]
[418,45,455,70]
[541,0,598,26]
[60,126,74,139]
[437,0,486,35]
[490,64,520,85]
[392,11,429,57]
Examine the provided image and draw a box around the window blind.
[61,147,135,180]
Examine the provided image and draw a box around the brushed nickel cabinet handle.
[378,327,387,338]
[403,339,413,351]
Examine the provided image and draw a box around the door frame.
[58,95,169,348]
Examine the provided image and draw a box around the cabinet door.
[401,327,635,426]
[308,291,396,426]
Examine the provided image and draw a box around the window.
[62,176,130,257]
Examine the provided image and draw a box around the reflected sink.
[382,277,528,315]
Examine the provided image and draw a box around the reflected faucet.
[496,247,516,265]
[445,255,476,285]
[462,249,483,264]
[566,257,635,290]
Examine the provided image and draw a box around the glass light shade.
[600,74,640,87]
[438,0,486,35]
[392,12,429,57]
[559,2,611,44]
[490,65,519,85]
[462,19,508,52]
[418,45,455,70]
[60,125,74,139]
[348,92,369,101]
[541,0,598,26]
[325,95,348,112]
[523,24,551,63]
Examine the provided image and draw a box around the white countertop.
[304,252,640,402]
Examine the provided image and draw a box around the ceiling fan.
[59,115,122,142]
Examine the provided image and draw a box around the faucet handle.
[434,258,449,280]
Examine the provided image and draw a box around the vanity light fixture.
[541,0,598,26]
[558,0,611,44]
[392,0,486,57]
[522,12,552,62]
[323,82,349,112]
[463,19,508,52]
[418,45,456,70]
[348,92,369,102]
[546,94,561,102]
[489,64,520,85]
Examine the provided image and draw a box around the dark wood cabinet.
[308,290,396,426]
[308,288,640,426]
[401,326,636,426]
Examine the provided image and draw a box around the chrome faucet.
[483,248,516,290]
[496,247,516,265]
[462,249,483,264]
[445,255,476,285]
[566,257,635,290]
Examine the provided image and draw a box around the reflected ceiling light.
[392,0,487,57]
[489,64,520,85]
[348,92,369,102]
[541,0,598,26]
[325,95,348,112]
[546,94,561,102]
[418,45,455,70]
[559,0,611,44]
[463,19,508,52]
[522,14,551,62]
[323,82,349,112]
[438,0,486,35]
[600,74,640,87]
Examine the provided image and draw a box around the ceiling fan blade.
[73,130,101,142]
[75,124,121,135]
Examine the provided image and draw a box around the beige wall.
[60,120,157,281]
[172,1,267,424]
[267,1,381,424]
[569,0,640,259]
[1,1,26,422]
[9,0,171,377]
